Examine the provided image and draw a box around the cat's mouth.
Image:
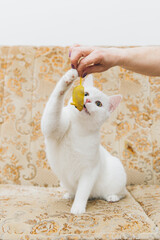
[83,104,90,115]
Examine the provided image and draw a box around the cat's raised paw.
[65,69,78,85]
[105,194,120,203]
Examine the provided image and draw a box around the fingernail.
[69,51,71,57]
[71,64,75,69]
[82,73,87,78]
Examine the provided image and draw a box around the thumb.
[70,47,93,69]
[77,51,100,76]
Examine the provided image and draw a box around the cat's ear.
[83,75,93,88]
[108,95,122,113]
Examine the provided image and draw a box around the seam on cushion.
[127,186,160,236]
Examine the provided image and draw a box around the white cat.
[41,69,126,214]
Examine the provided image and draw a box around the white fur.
[41,69,126,214]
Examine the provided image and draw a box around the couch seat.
[0,184,159,240]
[128,185,160,229]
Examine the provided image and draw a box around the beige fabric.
[0,184,159,240]
[0,46,160,187]
[128,185,160,229]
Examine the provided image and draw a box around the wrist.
[111,48,127,67]
[103,47,126,68]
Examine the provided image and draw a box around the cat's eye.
[95,101,102,107]
[85,92,89,96]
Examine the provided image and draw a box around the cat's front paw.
[105,194,120,203]
[65,69,78,86]
[71,203,86,215]
[63,192,74,200]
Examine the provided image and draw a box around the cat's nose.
[86,99,91,103]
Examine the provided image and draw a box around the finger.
[77,52,100,76]
[69,44,90,55]
[69,44,81,57]
[70,47,93,69]
[82,64,105,77]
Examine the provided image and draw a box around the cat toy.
[71,77,84,111]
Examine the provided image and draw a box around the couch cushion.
[0,184,159,240]
[128,185,160,229]
[1,46,160,187]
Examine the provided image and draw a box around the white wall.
[0,0,160,46]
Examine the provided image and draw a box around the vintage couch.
[0,46,160,240]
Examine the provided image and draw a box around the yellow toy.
[71,77,84,111]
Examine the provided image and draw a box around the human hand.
[69,45,123,77]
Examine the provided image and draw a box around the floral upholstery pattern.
[0,46,160,239]
[0,46,160,187]
[0,184,159,240]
